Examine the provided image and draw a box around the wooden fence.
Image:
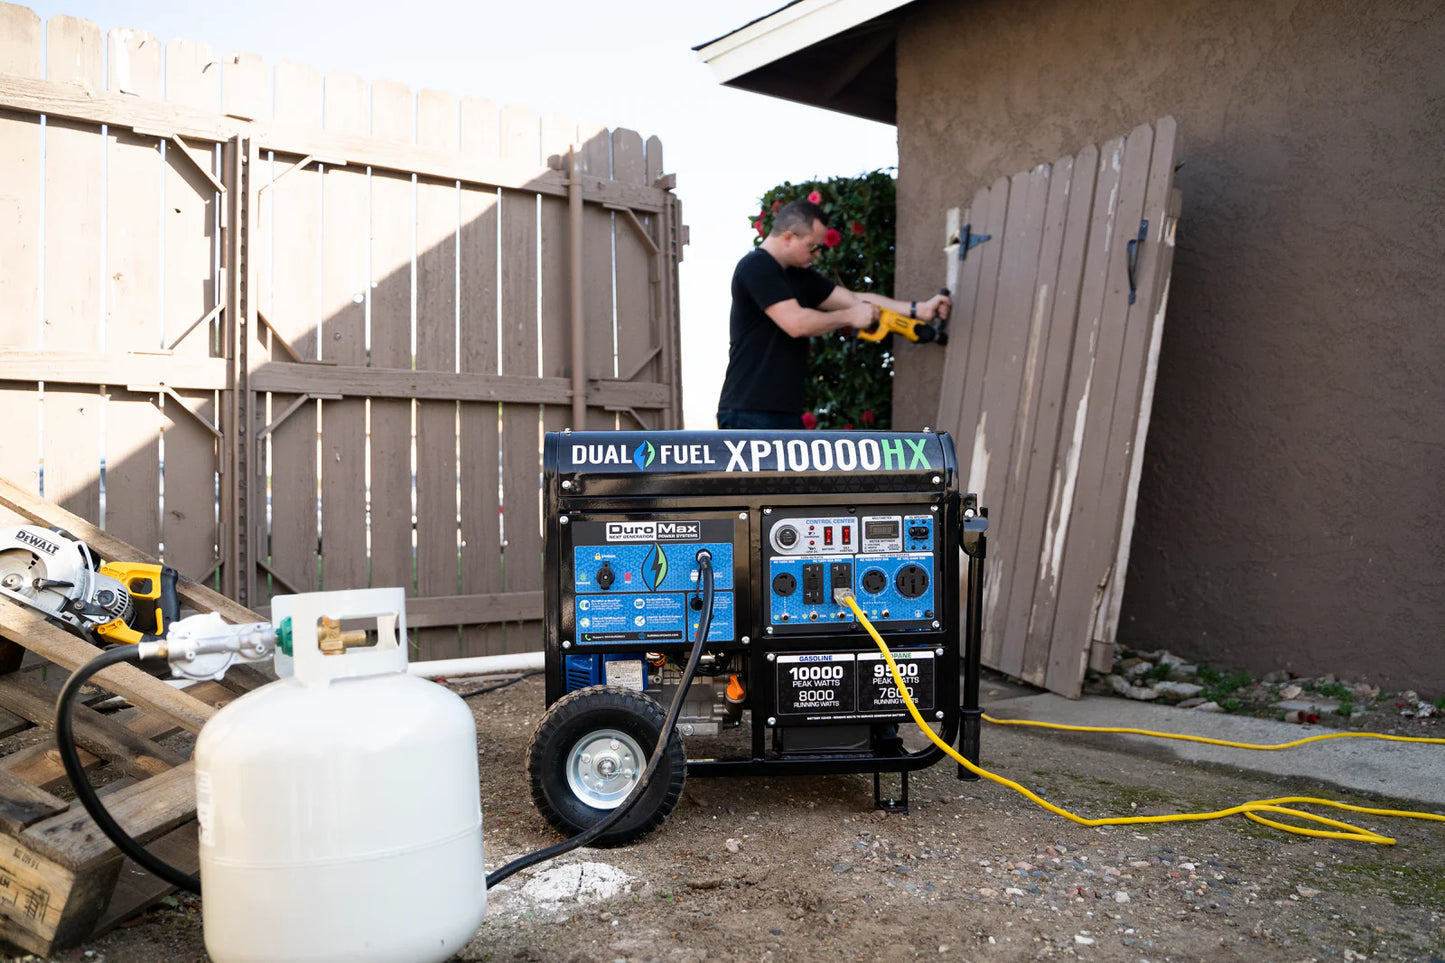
[0,3,686,659]
[934,118,1180,697]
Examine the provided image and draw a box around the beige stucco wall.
[892,0,1445,692]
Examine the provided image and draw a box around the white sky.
[21,0,899,428]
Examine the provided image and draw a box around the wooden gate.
[0,4,685,659]
[934,117,1180,696]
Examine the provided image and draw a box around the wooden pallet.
[0,475,272,955]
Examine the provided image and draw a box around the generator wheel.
[527,685,685,846]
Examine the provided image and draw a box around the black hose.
[485,550,716,890]
[459,669,545,700]
[55,646,202,894]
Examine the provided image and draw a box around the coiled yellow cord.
[841,594,1445,845]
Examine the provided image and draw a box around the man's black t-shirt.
[717,248,836,415]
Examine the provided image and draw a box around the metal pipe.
[408,650,545,680]
[568,145,586,428]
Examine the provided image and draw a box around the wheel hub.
[565,728,644,809]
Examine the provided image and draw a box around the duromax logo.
[632,440,656,470]
[641,543,668,591]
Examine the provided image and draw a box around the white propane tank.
[195,588,486,963]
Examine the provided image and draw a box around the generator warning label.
[857,651,936,713]
[776,653,857,716]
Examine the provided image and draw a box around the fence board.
[579,121,618,431]
[612,128,654,429]
[457,97,505,657]
[539,113,576,442]
[0,4,43,527]
[41,16,105,525]
[1096,120,1179,653]
[1018,136,1127,684]
[318,72,370,592]
[102,29,163,556]
[1044,124,1154,693]
[414,88,460,655]
[159,38,220,581]
[367,80,415,596]
[646,134,679,427]
[1008,145,1097,682]
[263,60,324,602]
[990,161,1070,678]
[499,105,542,655]
[976,164,1049,678]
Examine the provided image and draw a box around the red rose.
[807,190,822,204]
[753,218,765,236]
[842,423,854,430]
[800,412,818,429]
[824,228,842,247]
[771,200,782,213]
[850,221,865,235]
[860,409,875,425]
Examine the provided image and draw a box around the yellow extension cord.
[840,594,1445,846]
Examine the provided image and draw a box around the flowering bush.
[750,169,896,429]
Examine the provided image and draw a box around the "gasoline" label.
[776,653,857,716]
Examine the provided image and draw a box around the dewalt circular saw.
[0,524,179,645]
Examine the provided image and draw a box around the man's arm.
[822,286,952,323]
[763,297,875,338]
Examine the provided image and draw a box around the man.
[715,199,951,430]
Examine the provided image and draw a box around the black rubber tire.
[527,685,686,846]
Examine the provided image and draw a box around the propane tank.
[195,588,485,963]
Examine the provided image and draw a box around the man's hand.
[917,293,952,323]
[841,301,879,331]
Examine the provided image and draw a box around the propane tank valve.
[139,611,277,681]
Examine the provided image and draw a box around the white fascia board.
[696,0,917,84]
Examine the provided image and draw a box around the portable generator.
[529,429,987,844]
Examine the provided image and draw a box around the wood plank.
[0,352,227,389]
[161,35,223,585]
[0,769,68,836]
[975,164,1050,676]
[1010,144,1099,684]
[414,88,461,657]
[1043,124,1154,695]
[220,51,268,122]
[612,128,656,430]
[41,16,105,529]
[24,762,196,871]
[955,176,1011,503]
[1096,119,1180,651]
[498,105,542,657]
[317,72,370,593]
[90,821,197,938]
[457,97,505,658]
[645,134,680,428]
[263,61,325,604]
[102,28,164,559]
[579,121,618,431]
[0,673,185,780]
[249,362,669,408]
[366,80,417,597]
[0,3,43,529]
[0,605,213,734]
[1021,135,1126,686]
[538,113,576,441]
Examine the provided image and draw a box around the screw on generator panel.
[530,429,987,843]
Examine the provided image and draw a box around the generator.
[528,429,986,844]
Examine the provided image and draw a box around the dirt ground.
[9,672,1445,963]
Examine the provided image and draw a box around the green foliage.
[1148,662,1173,681]
[1315,682,1351,700]
[750,170,896,429]
[1201,669,1253,707]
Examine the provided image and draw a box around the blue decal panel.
[573,541,734,594]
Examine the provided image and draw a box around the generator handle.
[958,498,987,780]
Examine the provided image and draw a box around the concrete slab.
[983,691,1445,810]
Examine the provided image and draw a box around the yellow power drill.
[857,288,952,345]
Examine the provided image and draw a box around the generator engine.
[528,429,986,844]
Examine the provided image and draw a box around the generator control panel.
[541,429,986,799]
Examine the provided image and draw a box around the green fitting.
[276,616,293,657]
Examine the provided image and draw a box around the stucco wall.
[893,0,1445,692]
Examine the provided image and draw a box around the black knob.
[776,525,798,548]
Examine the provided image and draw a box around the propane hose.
[484,549,717,890]
[56,645,203,893]
[840,593,1445,846]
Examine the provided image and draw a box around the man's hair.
[770,199,828,238]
